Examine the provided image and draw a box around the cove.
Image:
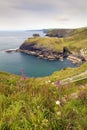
[0,51,76,77]
[0,30,76,77]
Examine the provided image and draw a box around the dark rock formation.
[33,34,40,37]
[19,42,73,60]
[63,47,72,58]
[18,42,83,63]
[20,43,37,51]
[19,43,63,60]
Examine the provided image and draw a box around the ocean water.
[0,30,76,77]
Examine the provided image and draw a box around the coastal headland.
[18,27,87,63]
[5,27,87,63]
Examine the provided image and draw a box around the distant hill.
[45,27,87,38]
[45,28,74,37]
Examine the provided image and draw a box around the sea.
[0,30,76,77]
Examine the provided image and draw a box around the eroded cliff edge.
[18,37,71,60]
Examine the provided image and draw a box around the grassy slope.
[24,27,87,52]
[49,61,87,81]
[0,27,87,129]
[0,62,87,129]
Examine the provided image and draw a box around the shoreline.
[17,49,63,60]
[17,49,85,64]
[5,48,86,64]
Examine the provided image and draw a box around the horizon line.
[0,26,87,31]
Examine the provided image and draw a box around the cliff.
[19,37,71,60]
[19,27,87,61]
[19,42,63,60]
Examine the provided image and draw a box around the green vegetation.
[49,61,87,81]
[0,27,87,129]
[0,61,87,129]
[24,27,87,53]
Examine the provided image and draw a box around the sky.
[0,0,87,30]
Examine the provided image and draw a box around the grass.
[48,61,87,82]
[0,61,87,129]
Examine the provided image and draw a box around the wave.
[0,48,18,53]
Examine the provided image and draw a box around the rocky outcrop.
[19,43,63,60]
[5,49,18,53]
[19,42,72,60]
[33,34,40,37]
[67,55,82,64]
[63,47,72,57]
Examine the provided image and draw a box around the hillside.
[45,28,74,37]
[0,62,87,129]
[19,27,87,60]
[1,27,87,129]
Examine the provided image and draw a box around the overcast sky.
[0,0,87,30]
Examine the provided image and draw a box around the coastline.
[5,48,85,64]
[17,49,85,64]
[17,49,63,60]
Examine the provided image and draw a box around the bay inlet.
[0,30,76,77]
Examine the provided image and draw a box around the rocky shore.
[18,49,85,63]
[4,45,86,63]
[5,46,84,64]
[5,48,18,53]
[6,47,85,64]
[18,43,72,60]
[67,55,83,64]
[17,48,63,60]
[5,47,85,63]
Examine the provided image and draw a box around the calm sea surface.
[0,30,76,77]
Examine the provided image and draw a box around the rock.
[63,47,72,58]
[5,49,18,53]
[19,38,82,62]
[33,34,40,37]
[5,50,13,53]
[67,54,82,63]
[19,43,63,60]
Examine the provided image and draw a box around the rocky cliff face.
[19,43,71,60]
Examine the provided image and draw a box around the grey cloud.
[12,0,57,13]
[0,0,87,30]
[13,3,53,13]
[1,0,87,15]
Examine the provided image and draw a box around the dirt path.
[61,70,87,84]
